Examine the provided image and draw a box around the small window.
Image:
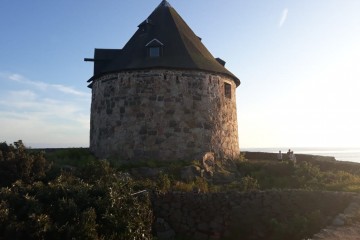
[146,38,164,58]
[149,47,160,57]
[224,82,231,99]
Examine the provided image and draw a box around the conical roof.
[89,0,240,86]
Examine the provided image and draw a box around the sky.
[0,0,359,149]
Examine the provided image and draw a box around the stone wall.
[90,69,239,161]
[243,151,336,162]
[152,190,355,240]
[243,152,360,174]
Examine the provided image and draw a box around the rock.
[332,214,345,226]
[202,152,215,174]
[180,165,201,182]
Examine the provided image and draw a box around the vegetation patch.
[0,141,153,240]
[1,141,360,239]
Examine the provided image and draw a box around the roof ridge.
[157,0,172,9]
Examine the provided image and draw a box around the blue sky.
[1,0,359,148]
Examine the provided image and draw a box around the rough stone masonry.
[90,69,239,161]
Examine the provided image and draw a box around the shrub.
[293,162,324,189]
[240,176,260,191]
[237,152,247,162]
[156,173,171,192]
[0,143,153,240]
[0,167,153,239]
[0,141,50,187]
[46,148,96,168]
[172,177,209,193]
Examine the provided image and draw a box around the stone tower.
[86,0,241,161]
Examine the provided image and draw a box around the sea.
[242,147,360,163]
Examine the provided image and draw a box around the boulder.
[332,214,345,226]
[202,152,215,174]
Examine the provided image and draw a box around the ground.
[312,223,360,240]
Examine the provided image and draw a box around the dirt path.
[311,195,360,240]
[311,223,360,240]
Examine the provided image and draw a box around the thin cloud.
[9,73,47,90]
[9,90,37,100]
[0,89,90,146]
[0,72,90,147]
[52,84,89,97]
[279,8,288,28]
[0,90,87,124]
[6,73,90,97]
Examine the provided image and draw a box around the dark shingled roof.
[87,0,240,86]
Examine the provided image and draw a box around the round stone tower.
[86,0,241,161]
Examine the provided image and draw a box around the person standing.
[292,151,297,164]
[277,150,283,161]
[287,149,291,160]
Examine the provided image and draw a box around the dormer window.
[149,47,160,57]
[146,38,164,57]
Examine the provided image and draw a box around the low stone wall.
[152,190,356,240]
[243,151,336,162]
[243,152,360,174]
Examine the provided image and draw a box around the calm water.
[242,147,360,163]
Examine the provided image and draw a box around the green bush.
[0,141,153,240]
[234,159,360,192]
[0,164,153,239]
[156,173,172,193]
[45,148,96,168]
[293,162,324,189]
[239,176,260,191]
[0,141,50,187]
[172,177,209,193]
